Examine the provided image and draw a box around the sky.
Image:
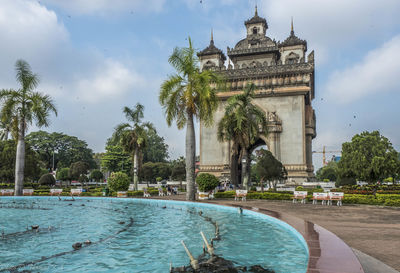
[1,0,400,171]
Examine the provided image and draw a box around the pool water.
[0,197,308,272]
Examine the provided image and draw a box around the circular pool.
[0,197,308,272]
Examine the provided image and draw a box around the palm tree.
[0,112,12,140]
[112,103,152,190]
[0,60,57,195]
[217,83,267,189]
[159,37,220,201]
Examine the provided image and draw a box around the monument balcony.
[227,45,279,57]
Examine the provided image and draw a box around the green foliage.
[0,60,57,139]
[78,174,88,183]
[196,173,219,192]
[142,128,169,163]
[214,190,400,207]
[338,131,400,183]
[26,131,97,170]
[316,161,338,181]
[0,140,41,182]
[335,176,357,187]
[101,145,131,174]
[170,157,186,181]
[90,169,104,181]
[255,149,287,190]
[111,103,152,179]
[108,172,130,192]
[38,173,55,185]
[56,168,70,181]
[295,186,324,194]
[69,161,89,180]
[156,177,162,182]
[140,162,171,182]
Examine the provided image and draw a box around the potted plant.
[196,173,219,200]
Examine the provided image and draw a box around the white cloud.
[42,0,166,15]
[75,59,145,103]
[0,0,68,85]
[325,35,400,103]
[260,0,400,64]
[0,0,147,103]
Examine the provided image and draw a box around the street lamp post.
[241,157,248,190]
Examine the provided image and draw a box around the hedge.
[214,191,400,207]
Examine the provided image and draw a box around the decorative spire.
[211,28,213,43]
[255,4,258,16]
[291,17,294,35]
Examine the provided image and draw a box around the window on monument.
[253,27,258,34]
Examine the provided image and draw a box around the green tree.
[108,172,130,192]
[112,103,152,190]
[170,157,186,181]
[217,83,268,189]
[38,173,56,185]
[316,161,338,181]
[26,131,96,170]
[140,162,171,183]
[90,169,104,182]
[0,60,57,195]
[159,38,220,200]
[338,131,400,184]
[56,167,70,181]
[101,145,131,174]
[255,149,287,191]
[0,140,41,182]
[142,128,169,162]
[69,161,89,180]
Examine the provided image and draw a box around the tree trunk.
[230,143,239,187]
[242,148,249,190]
[14,122,25,196]
[133,149,139,190]
[185,112,196,201]
[260,178,264,193]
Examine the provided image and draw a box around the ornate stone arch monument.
[198,8,316,183]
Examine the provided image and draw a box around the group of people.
[166,185,178,195]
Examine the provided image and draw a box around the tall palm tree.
[113,103,152,190]
[0,60,57,195]
[159,37,220,201]
[217,83,267,189]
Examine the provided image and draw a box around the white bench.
[292,191,308,204]
[235,190,248,201]
[1,189,14,196]
[70,189,82,196]
[23,189,34,196]
[312,192,328,205]
[50,189,63,196]
[328,192,344,206]
[143,188,151,197]
[158,188,165,196]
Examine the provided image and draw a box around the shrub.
[196,173,219,192]
[90,169,103,181]
[38,174,56,185]
[108,172,130,192]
